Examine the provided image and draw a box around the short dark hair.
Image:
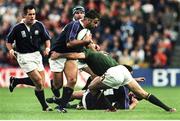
[23,4,35,15]
[123,64,133,72]
[85,10,100,19]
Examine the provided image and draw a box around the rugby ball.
[77,29,91,40]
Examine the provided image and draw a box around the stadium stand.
[0,0,180,68]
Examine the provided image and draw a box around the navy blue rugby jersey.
[51,20,84,53]
[6,20,51,53]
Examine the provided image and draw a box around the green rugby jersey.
[84,49,118,76]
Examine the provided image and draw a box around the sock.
[50,80,60,97]
[14,77,35,86]
[35,90,48,110]
[82,76,93,90]
[60,87,74,108]
[147,94,171,111]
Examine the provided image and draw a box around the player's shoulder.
[68,20,80,27]
[35,20,45,26]
[10,22,23,31]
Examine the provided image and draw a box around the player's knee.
[66,76,77,81]
[67,79,77,87]
[66,76,77,84]
[138,91,148,99]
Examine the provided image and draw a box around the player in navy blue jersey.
[49,9,100,113]
[8,5,86,94]
[72,5,85,21]
[6,4,52,112]
[46,5,85,102]
[46,6,98,106]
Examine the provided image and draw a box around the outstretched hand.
[135,77,145,82]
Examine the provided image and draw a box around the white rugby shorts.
[49,58,88,72]
[17,51,44,73]
[102,65,133,89]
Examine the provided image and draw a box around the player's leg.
[27,70,52,111]
[9,77,35,92]
[81,66,97,90]
[46,72,63,103]
[127,79,176,112]
[55,60,78,113]
[61,60,78,107]
[47,58,65,104]
[88,76,116,111]
[52,72,63,96]
[88,76,110,93]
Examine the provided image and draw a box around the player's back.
[84,49,119,76]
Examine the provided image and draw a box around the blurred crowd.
[0,0,180,68]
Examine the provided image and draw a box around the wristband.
[45,48,50,52]
[9,49,14,54]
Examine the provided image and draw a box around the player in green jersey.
[50,45,176,112]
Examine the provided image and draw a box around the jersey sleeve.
[6,26,16,43]
[40,22,51,41]
[67,22,80,42]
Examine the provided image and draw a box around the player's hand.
[50,51,60,60]
[83,34,93,44]
[44,48,50,56]
[105,107,117,112]
[9,49,17,59]
[135,77,145,82]
[94,44,100,51]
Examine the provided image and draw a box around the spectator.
[0,0,179,68]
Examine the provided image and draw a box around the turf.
[0,87,180,120]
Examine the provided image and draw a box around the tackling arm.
[50,51,86,60]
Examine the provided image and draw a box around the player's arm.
[44,40,51,56]
[66,23,93,48]
[50,51,85,60]
[6,43,16,59]
[86,42,100,51]
[41,22,51,56]
[6,27,16,59]
[67,34,93,48]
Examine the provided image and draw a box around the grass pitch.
[0,87,180,120]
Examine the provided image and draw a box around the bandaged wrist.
[45,48,50,51]
[9,49,14,54]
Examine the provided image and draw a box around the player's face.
[24,9,36,25]
[87,18,100,29]
[73,11,85,20]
